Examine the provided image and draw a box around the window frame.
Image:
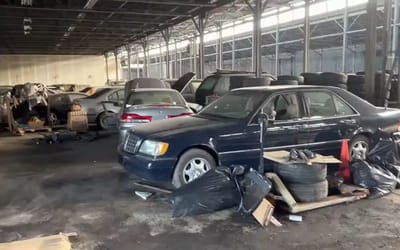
[300,90,359,120]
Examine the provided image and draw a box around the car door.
[300,90,359,156]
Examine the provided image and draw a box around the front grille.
[124,134,140,154]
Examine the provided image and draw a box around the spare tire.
[286,180,328,202]
[318,72,348,85]
[301,72,320,85]
[277,75,304,84]
[270,80,298,86]
[347,75,365,85]
[274,163,327,184]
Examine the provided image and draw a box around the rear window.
[126,91,186,106]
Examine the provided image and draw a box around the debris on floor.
[288,214,303,222]
[0,232,77,250]
[135,191,153,200]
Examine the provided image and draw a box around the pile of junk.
[134,133,400,227]
[4,82,51,135]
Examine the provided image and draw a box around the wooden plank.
[266,173,297,207]
[264,150,341,164]
[0,233,76,250]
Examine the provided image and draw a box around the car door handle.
[339,119,357,124]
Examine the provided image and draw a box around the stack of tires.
[301,72,348,89]
[347,74,367,99]
[270,75,304,86]
[274,162,328,202]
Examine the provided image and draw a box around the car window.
[264,93,300,121]
[108,91,119,101]
[69,94,86,102]
[198,76,218,91]
[126,91,186,106]
[303,91,354,117]
[199,91,266,119]
[117,90,125,101]
[332,95,356,116]
[213,76,230,95]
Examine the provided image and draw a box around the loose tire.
[349,135,370,161]
[277,75,304,84]
[318,72,348,85]
[274,163,327,184]
[270,80,298,86]
[301,72,320,85]
[172,149,216,188]
[286,180,328,202]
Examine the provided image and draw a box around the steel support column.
[198,13,205,79]
[114,49,119,81]
[159,45,163,78]
[232,24,235,70]
[342,0,348,72]
[161,29,171,79]
[174,40,178,78]
[218,24,223,69]
[379,0,393,105]
[275,11,279,75]
[189,38,193,72]
[179,50,182,76]
[136,52,140,77]
[303,0,310,73]
[253,0,262,77]
[126,45,132,80]
[142,40,148,78]
[104,53,109,85]
[365,0,378,103]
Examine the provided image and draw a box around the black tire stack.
[274,163,328,202]
[347,74,367,99]
[301,72,320,85]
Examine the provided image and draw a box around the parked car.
[118,88,193,141]
[48,92,88,125]
[75,87,125,129]
[195,70,274,106]
[119,85,400,187]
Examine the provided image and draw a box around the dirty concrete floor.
[0,132,400,250]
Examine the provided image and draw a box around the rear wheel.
[172,149,216,188]
[349,135,370,160]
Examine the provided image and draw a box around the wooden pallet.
[266,173,367,214]
[15,127,52,136]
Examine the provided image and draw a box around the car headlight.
[139,140,169,156]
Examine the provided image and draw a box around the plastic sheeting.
[170,166,241,217]
[368,136,400,179]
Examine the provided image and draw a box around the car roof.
[50,92,88,96]
[232,85,336,92]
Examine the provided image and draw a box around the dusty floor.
[0,131,400,250]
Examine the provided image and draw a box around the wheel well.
[96,111,114,123]
[175,145,219,167]
[351,132,373,144]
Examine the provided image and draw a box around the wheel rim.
[182,157,211,184]
[350,141,368,160]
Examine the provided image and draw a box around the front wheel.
[172,149,216,188]
[349,135,370,160]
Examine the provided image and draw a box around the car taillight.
[121,113,152,123]
[168,112,193,119]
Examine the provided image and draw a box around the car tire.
[301,72,320,85]
[172,148,217,188]
[286,180,328,202]
[270,80,298,86]
[97,112,111,130]
[274,163,327,184]
[49,111,59,126]
[318,72,348,85]
[349,135,370,161]
[277,75,304,84]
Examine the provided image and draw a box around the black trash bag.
[170,166,241,217]
[367,136,400,178]
[235,168,272,214]
[351,160,397,199]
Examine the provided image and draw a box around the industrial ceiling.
[0,0,234,55]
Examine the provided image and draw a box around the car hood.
[129,115,238,140]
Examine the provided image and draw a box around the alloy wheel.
[182,157,211,184]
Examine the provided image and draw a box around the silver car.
[75,87,124,129]
[118,88,193,141]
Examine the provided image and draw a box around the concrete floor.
[0,132,400,250]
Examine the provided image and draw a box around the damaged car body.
[118,86,400,187]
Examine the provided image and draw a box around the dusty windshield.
[199,91,266,119]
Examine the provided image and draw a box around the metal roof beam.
[0,5,191,17]
[0,15,161,24]
[111,0,216,8]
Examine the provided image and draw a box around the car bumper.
[118,149,177,182]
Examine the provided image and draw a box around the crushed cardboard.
[0,232,77,250]
[264,150,342,165]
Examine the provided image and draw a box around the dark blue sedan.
[118,85,400,187]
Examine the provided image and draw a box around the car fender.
[175,140,220,168]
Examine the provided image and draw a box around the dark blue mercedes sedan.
[118,85,400,187]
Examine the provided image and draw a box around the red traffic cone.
[339,139,351,184]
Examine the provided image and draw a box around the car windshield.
[126,91,186,106]
[199,91,266,119]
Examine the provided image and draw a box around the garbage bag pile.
[170,166,271,217]
[351,136,400,199]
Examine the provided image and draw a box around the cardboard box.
[264,150,342,165]
[252,198,274,227]
[28,120,45,129]
[67,111,88,133]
